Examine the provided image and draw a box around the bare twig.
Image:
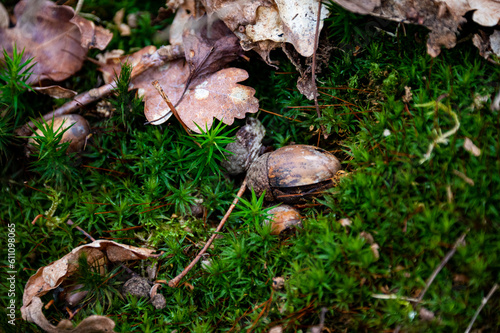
[16,45,185,137]
[417,231,468,302]
[464,283,498,333]
[151,80,190,133]
[312,0,327,139]
[67,219,96,241]
[168,179,247,287]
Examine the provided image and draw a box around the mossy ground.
[1,2,499,332]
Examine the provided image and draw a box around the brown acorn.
[27,114,90,155]
[266,205,302,235]
[246,145,341,203]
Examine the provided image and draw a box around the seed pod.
[266,205,302,235]
[247,145,341,203]
[27,114,90,155]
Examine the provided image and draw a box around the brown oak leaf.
[99,15,258,133]
[133,59,259,132]
[331,0,500,58]
[201,0,329,64]
[0,0,112,84]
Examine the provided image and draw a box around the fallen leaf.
[170,7,193,46]
[99,16,258,133]
[98,45,156,84]
[0,0,112,84]
[22,240,160,322]
[25,297,116,333]
[419,307,435,322]
[492,91,500,111]
[112,8,131,36]
[182,15,242,79]
[360,231,375,244]
[71,15,113,50]
[463,137,481,156]
[135,59,258,132]
[371,243,380,259]
[202,0,329,64]
[33,85,77,99]
[0,3,8,29]
[331,0,500,58]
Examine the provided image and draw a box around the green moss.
[1,2,500,332]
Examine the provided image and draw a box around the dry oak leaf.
[201,0,329,64]
[182,15,242,79]
[99,45,258,133]
[21,240,159,323]
[24,297,116,333]
[0,0,112,84]
[136,59,259,132]
[331,0,500,58]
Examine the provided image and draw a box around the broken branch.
[416,231,468,303]
[465,283,499,333]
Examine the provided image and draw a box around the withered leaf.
[25,297,116,333]
[331,0,500,58]
[201,0,329,63]
[133,58,259,132]
[33,85,77,99]
[22,240,159,320]
[182,15,242,79]
[0,0,112,84]
[99,41,258,133]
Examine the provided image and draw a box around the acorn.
[246,145,341,203]
[266,205,302,235]
[27,114,90,155]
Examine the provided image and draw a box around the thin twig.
[67,219,96,241]
[16,45,184,137]
[151,80,190,133]
[311,0,327,139]
[168,179,247,287]
[465,283,499,333]
[417,231,468,302]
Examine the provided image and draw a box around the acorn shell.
[266,205,302,235]
[268,145,341,188]
[28,115,90,155]
[247,145,341,203]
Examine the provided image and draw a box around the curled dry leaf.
[202,0,329,64]
[331,0,500,58]
[33,85,78,99]
[22,240,160,330]
[24,297,116,333]
[473,30,500,62]
[0,0,112,84]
